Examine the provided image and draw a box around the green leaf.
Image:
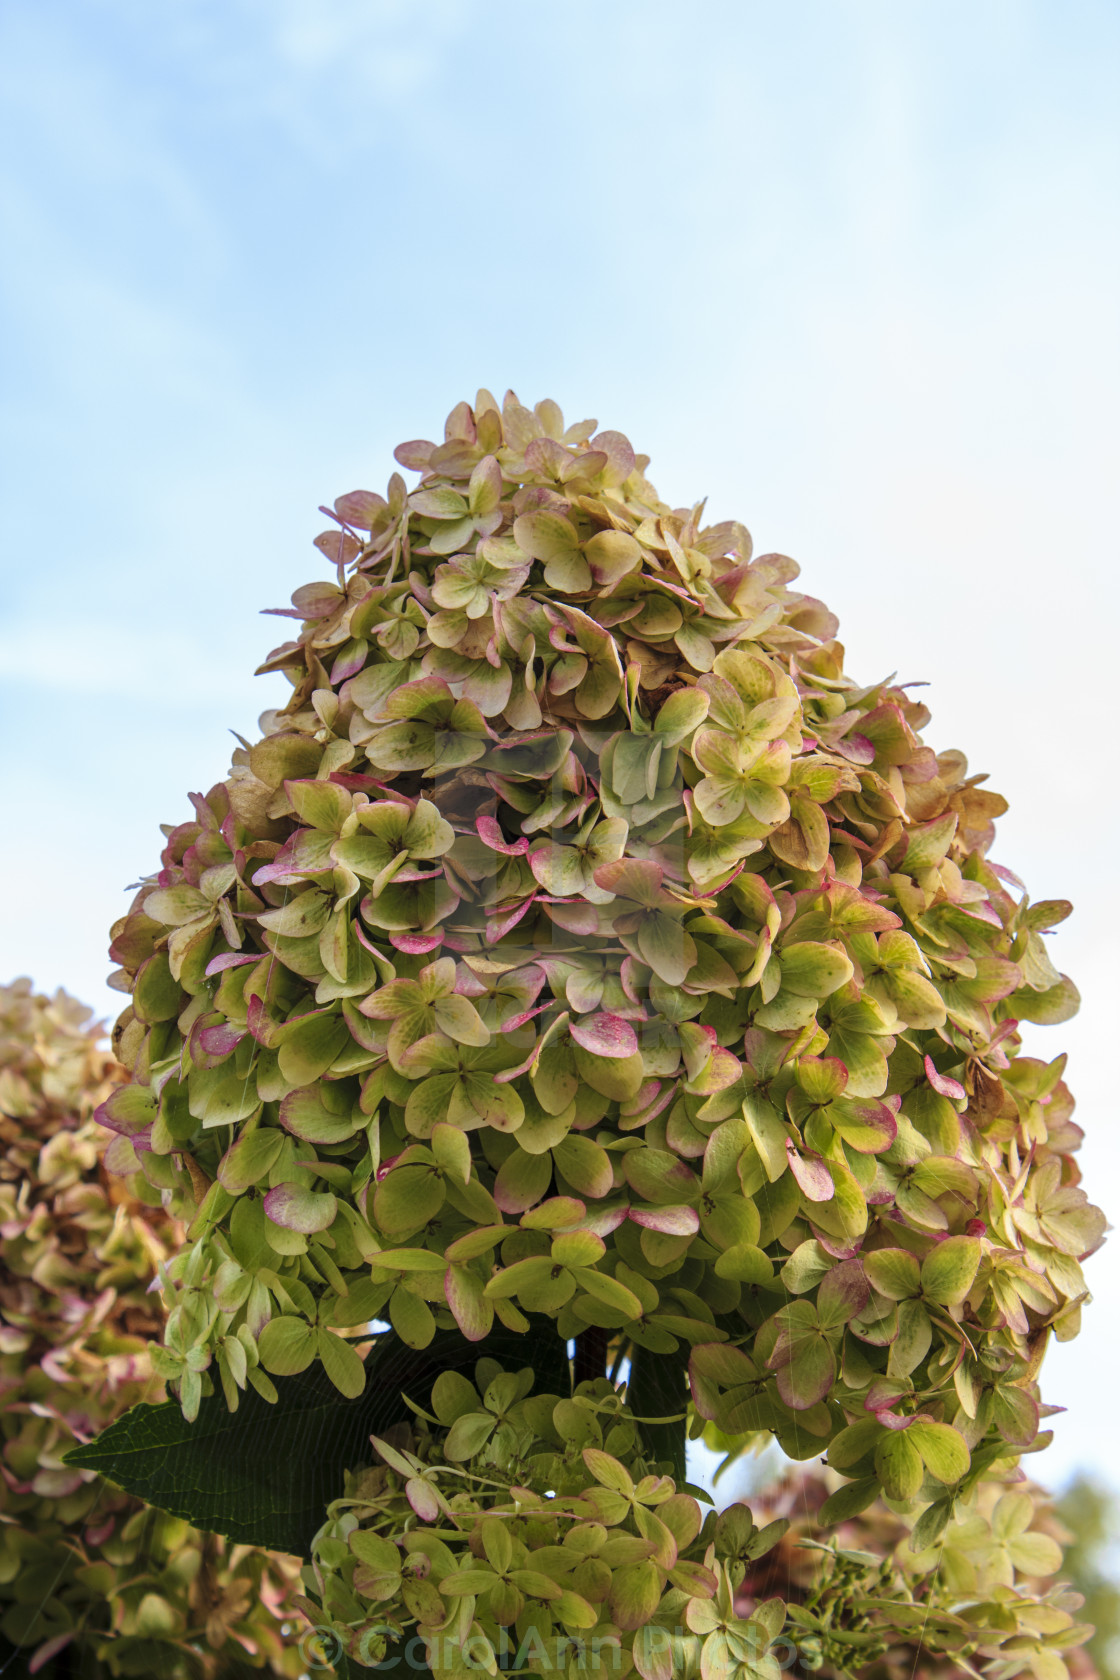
[572,1268,644,1318]
[531,842,590,897]
[350,1529,401,1573]
[743,1094,788,1183]
[510,1567,563,1601]
[920,1235,981,1306]
[991,1382,1039,1446]
[513,509,582,565]
[317,1327,367,1398]
[70,1321,564,1557]
[555,1590,599,1630]
[187,1067,261,1128]
[825,1020,890,1097]
[864,1247,921,1301]
[286,778,353,833]
[819,1477,879,1525]
[582,1447,635,1494]
[874,1429,923,1501]
[767,1303,835,1410]
[442,1565,499,1597]
[444,1224,508,1262]
[585,528,642,586]
[133,949,183,1022]
[493,1147,552,1212]
[908,1419,970,1484]
[826,1419,881,1471]
[60,1335,459,1556]
[280,1085,360,1145]
[217,1126,286,1194]
[612,733,663,804]
[264,1184,337,1234]
[389,1287,436,1348]
[552,1230,606,1268]
[638,914,697,987]
[249,731,323,786]
[144,885,210,926]
[485,1255,553,1299]
[404,797,455,857]
[889,1298,933,1379]
[443,1411,498,1461]
[777,941,854,998]
[573,1044,645,1101]
[374,1163,446,1235]
[553,1133,613,1200]
[411,486,468,520]
[610,1560,661,1631]
[654,686,710,745]
[714,1244,773,1284]
[446,1263,494,1342]
[372,1247,448,1272]
[794,1056,848,1104]
[779,1239,831,1295]
[777,1333,834,1410]
[431,1370,480,1425]
[277,1013,350,1085]
[458,1074,525,1130]
[632,1625,674,1680]
[259,887,332,939]
[430,1121,472,1185]
[910,1497,953,1551]
[479,1514,514,1575]
[433,993,490,1046]
[816,1259,870,1330]
[1008,1530,1063,1575]
[1010,972,1080,1024]
[827,1096,897,1154]
[624,1146,699,1205]
[258,1316,317,1375]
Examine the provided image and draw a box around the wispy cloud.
[257,0,467,87]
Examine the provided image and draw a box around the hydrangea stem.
[573,1325,608,1387]
[627,1341,688,1485]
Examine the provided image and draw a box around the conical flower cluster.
[101,392,1101,1677]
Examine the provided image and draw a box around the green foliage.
[0,979,304,1677]
[301,1360,788,1680]
[69,1320,571,1559]
[93,392,1103,1674]
[736,1467,1096,1679]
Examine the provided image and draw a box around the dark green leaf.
[65,1320,570,1557]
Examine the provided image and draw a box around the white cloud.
[261,0,466,86]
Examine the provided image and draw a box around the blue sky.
[2,0,1118,1492]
